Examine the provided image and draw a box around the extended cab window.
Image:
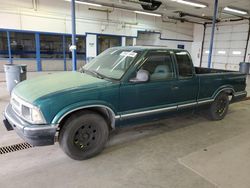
[141,51,175,81]
[175,51,193,78]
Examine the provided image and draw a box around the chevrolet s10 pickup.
[3,46,247,160]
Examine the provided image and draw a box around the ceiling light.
[223,7,248,15]
[218,50,226,54]
[134,11,162,17]
[232,51,242,55]
[65,0,102,7]
[171,0,207,8]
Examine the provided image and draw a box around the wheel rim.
[73,124,98,150]
[216,98,227,116]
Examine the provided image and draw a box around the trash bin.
[4,64,27,93]
[239,62,250,74]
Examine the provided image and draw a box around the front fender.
[51,100,118,125]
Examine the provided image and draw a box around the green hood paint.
[13,72,107,103]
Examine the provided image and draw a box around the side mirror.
[129,69,149,83]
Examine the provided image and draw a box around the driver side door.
[119,50,178,118]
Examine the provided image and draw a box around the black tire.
[59,110,109,160]
[208,92,229,121]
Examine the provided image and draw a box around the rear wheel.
[208,92,229,121]
[59,110,109,160]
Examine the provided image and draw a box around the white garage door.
[201,20,249,71]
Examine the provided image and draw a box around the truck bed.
[194,67,247,102]
[195,67,235,74]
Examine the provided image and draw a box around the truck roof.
[111,46,188,52]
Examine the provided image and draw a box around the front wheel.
[59,110,109,160]
[208,92,229,121]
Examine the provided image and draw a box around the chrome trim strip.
[24,125,58,131]
[115,115,120,119]
[234,91,247,97]
[56,105,117,129]
[197,99,214,104]
[119,99,216,119]
[213,87,235,98]
[178,102,197,108]
[120,106,177,119]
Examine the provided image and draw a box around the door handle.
[172,86,179,90]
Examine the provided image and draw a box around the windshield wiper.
[82,68,117,81]
[81,68,104,79]
[91,70,105,79]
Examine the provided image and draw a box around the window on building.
[10,32,36,58]
[40,34,63,59]
[0,31,8,58]
[126,37,134,46]
[98,35,121,54]
[65,36,86,60]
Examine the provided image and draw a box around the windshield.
[83,48,141,80]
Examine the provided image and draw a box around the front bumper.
[3,104,57,146]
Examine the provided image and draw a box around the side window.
[175,51,193,78]
[140,52,175,81]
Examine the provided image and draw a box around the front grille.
[11,95,21,115]
[0,143,32,154]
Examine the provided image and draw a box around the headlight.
[31,107,45,124]
[11,93,46,124]
[21,105,46,124]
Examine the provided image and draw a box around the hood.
[13,72,108,103]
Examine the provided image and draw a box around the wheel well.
[58,107,115,131]
[224,89,234,95]
[215,89,234,101]
[215,88,234,98]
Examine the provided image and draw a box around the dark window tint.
[65,36,86,60]
[175,51,193,78]
[40,34,63,58]
[0,31,8,58]
[141,51,175,81]
[126,37,134,46]
[98,35,121,54]
[10,32,36,58]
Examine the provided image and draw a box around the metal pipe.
[178,11,220,22]
[164,16,204,25]
[244,19,250,62]
[6,31,12,64]
[122,0,152,6]
[200,23,206,67]
[208,0,219,68]
[221,12,249,20]
[71,0,77,71]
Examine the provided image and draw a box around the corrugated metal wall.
[201,21,249,71]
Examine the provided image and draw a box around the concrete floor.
[0,72,250,188]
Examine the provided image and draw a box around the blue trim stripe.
[71,0,77,71]
[35,33,42,71]
[63,35,67,71]
[6,31,12,64]
[0,28,85,37]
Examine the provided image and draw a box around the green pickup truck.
[3,46,247,160]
